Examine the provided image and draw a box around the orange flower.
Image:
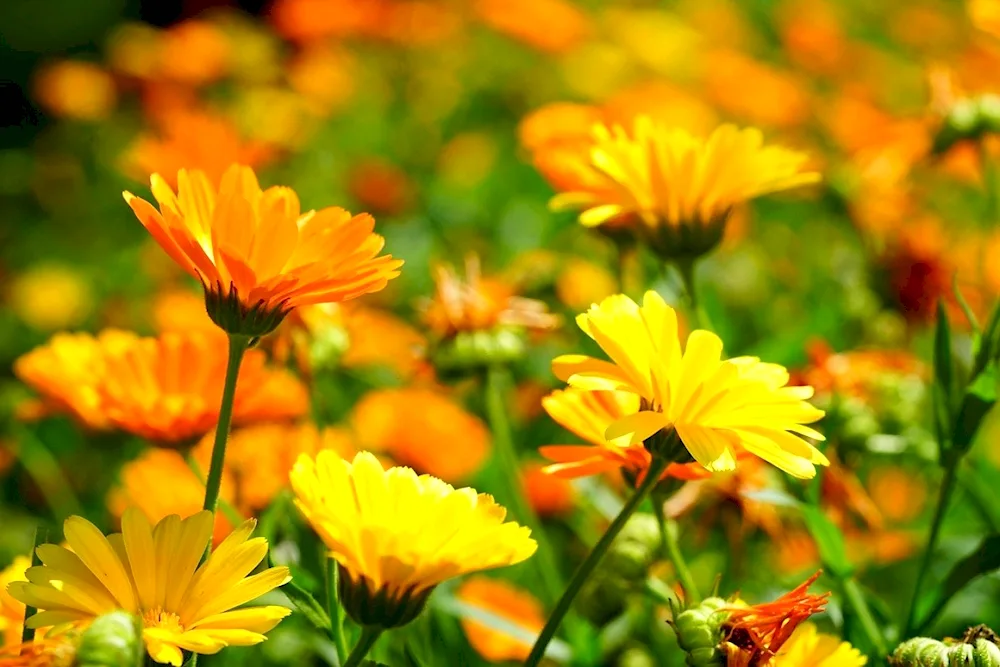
[455,577,545,663]
[13,330,139,429]
[33,60,116,121]
[269,0,385,41]
[157,20,230,85]
[286,44,357,115]
[347,158,415,215]
[0,557,29,647]
[555,258,617,310]
[776,0,848,76]
[866,466,927,523]
[702,51,811,129]
[193,422,358,513]
[351,387,490,482]
[151,288,221,336]
[821,453,883,531]
[124,164,402,337]
[799,341,926,403]
[108,448,234,545]
[522,462,576,517]
[95,331,308,445]
[125,109,275,189]
[539,388,708,484]
[341,306,428,377]
[474,0,591,54]
[0,637,75,667]
[723,572,829,665]
[422,255,558,340]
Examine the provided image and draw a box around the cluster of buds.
[892,626,1000,667]
[932,95,1000,154]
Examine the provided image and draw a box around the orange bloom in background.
[540,388,709,484]
[776,0,848,76]
[341,306,428,377]
[866,466,927,523]
[158,20,230,85]
[96,331,308,445]
[456,577,546,663]
[519,102,603,156]
[723,572,829,665]
[522,462,576,517]
[555,258,618,311]
[603,81,718,135]
[799,341,927,403]
[124,164,402,335]
[702,51,811,129]
[109,448,234,545]
[347,158,415,216]
[193,422,358,513]
[287,44,357,116]
[151,288,221,336]
[33,60,117,121]
[125,109,275,188]
[268,0,384,41]
[13,329,139,429]
[474,0,591,54]
[0,557,29,647]
[970,0,1000,38]
[0,637,75,667]
[821,453,883,531]
[422,255,559,340]
[351,387,490,482]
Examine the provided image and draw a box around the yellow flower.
[771,623,867,666]
[0,637,76,667]
[0,557,29,647]
[124,164,402,337]
[551,118,819,258]
[8,264,92,331]
[290,450,537,628]
[9,509,291,666]
[32,61,116,121]
[553,292,827,478]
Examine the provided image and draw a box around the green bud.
[672,597,728,666]
[891,626,1000,667]
[75,611,144,667]
[429,327,527,374]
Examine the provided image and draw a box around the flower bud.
[429,327,527,374]
[672,597,728,666]
[76,611,144,667]
[337,564,434,629]
[891,625,1000,667]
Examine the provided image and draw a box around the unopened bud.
[76,611,143,667]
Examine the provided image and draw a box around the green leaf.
[801,506,853,578]
[919,534,1000,630]
[270,556,331,632]
[933,301,956,447]
[973,302,1000,377]
[952,362,1000,454]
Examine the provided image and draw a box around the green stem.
[841,577,888,656]
[904,458,959,636]
[343,626,382,667]
[674,257,710,331]
[20,527,47,644]
[524,456,669,667]
[957,463,1000,531]
[484,365,564,605]
[202,334,250,515]
[652,497,701,603]
[185,454,242,528]
[9,425,82,520]
[326,558,349,664]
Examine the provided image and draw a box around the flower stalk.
[202,334,250,515]
[343,626,383,667]
[326,558,349,663]
[652,496,701,604]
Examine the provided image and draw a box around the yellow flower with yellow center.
[9,509,290,666]
[290,450,537,628]
[551,117,819,258]
[771,623,867,666]
[553,291,827,478]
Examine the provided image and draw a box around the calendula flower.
[770,622,867,666]
[9,509,291,666]
[0,637,77,667]
[539,388,708,483]
[0,557,29,646]
[554,292,827,478]
[521,462,576,517]
[351,388,489,482]
[474,0,591,54]
[124,164,402,337]
[32,60,117,121]
[290,450,537,628]
[722,572,829,665]
[456,577,545,663]
[551,118,819,259]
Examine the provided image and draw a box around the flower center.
[142,607,185,634]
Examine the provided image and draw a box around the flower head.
[124,164,402,337]
[9,510,291,666]
[551,119,819,258]
[0,557,29,647]
[769,622,866,666]
[456,577,545,663]
[553,292,827,478]
[290,450,537,628]
[539,388,709,484]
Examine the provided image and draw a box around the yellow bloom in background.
[151,288,221,336]
[771,623,867,666]
[555,258,617,311]
[9,509,291,666]
[124,164,402,337]
[455,576,545,663]
[32,61,117,121]
[554,292,827,478]
[0,556,29,647]
[0,637,76,667]
[551,118,819,258]
[8,264,92,331]
[290,450,536,628]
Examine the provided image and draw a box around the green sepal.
[76,611,144,667]
[203,281,289,338]
[338,565,433,629]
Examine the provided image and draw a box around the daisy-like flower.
[290,450,537,628]
[539,388,708,483]
[551,117,819,259]
[553,291,827,478]
[9,509,291,666]
[768,622,867,666]
[124,164,403,337]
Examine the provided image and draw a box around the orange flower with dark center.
[422,255,558,340]
[456,577,546,663]
[540,388,709,485]
[723,572,829,665]
[124,164,402,337]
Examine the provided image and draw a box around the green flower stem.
[185,454,243,528]
[652,496,701,603]
[673,257,711,331]
[905,458,960,636]
[484,365,564,606]
[202,334,250,515]
[9,424,82,520]
[20,526,47,644]
[525,455,670,667]
[343,625,383,667]
[326,557,349,664]
[841,576,889,657]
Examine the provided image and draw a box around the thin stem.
[185,454,242,528]
[652,497,701,603]
[524,456,670,667]
[484,365,564,605]
[202,334,250,515]
[674,257,710,331]
[8,425,82,520]
[904,459,959,636]
[326,558,349,664]
[841,577,889,657]
[343,625,383,667]
[20,527,47,644]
